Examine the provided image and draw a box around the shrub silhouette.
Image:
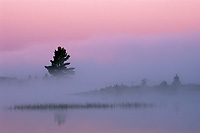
[45,46,75,76]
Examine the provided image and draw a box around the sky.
[0,0,200,85]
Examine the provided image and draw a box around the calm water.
[0,83,200,133]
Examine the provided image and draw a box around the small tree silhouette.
[172,74,181,86]
[45,46,75,76]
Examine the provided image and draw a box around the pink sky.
[0,0,200,51]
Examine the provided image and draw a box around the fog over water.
[1,77,200,133]
[0,34,200,133]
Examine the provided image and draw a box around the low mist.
[0,34,200,106]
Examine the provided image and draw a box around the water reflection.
[1,102,200,133]
[54,111,67,126]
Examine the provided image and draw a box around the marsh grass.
[6,102,154,111]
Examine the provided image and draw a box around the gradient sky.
[0,0,200,84]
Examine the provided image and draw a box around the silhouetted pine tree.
[45,46,75,76]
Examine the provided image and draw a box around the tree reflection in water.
[54,111,67,126]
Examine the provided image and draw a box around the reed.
[6,102,154,110]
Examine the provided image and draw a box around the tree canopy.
[45,46,75,76]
